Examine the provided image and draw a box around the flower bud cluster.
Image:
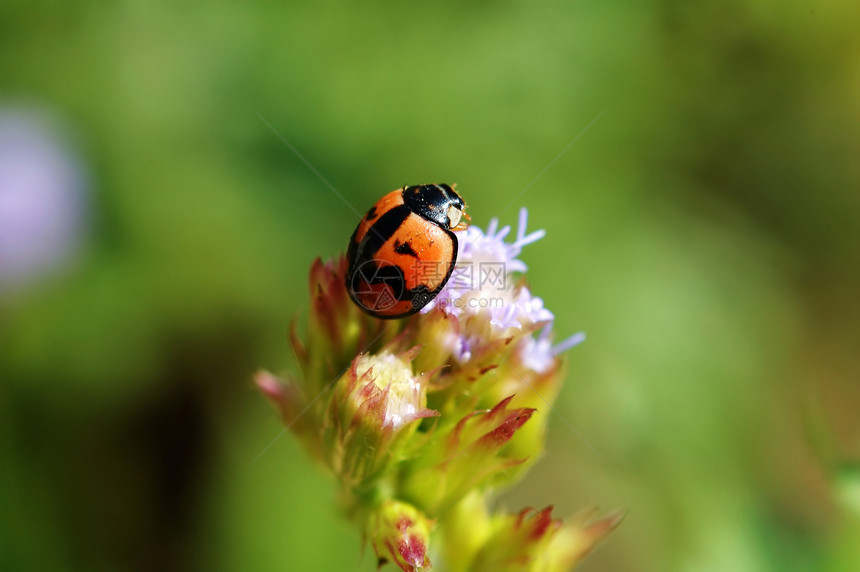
[258,209,618,570]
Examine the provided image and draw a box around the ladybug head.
[403,183,470,232]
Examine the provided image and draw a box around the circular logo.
[349,259,406,312]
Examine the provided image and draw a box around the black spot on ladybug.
[365,205,378,221]
[394,240,418,257]
[360,205,411,259]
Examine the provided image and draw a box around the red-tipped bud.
[368,500,433,572]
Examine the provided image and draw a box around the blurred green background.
[2,1,859,570]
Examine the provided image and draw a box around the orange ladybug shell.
[346,184,468,319]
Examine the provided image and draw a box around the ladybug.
[346,183,470,319]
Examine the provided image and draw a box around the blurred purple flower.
[0,108,89,290]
